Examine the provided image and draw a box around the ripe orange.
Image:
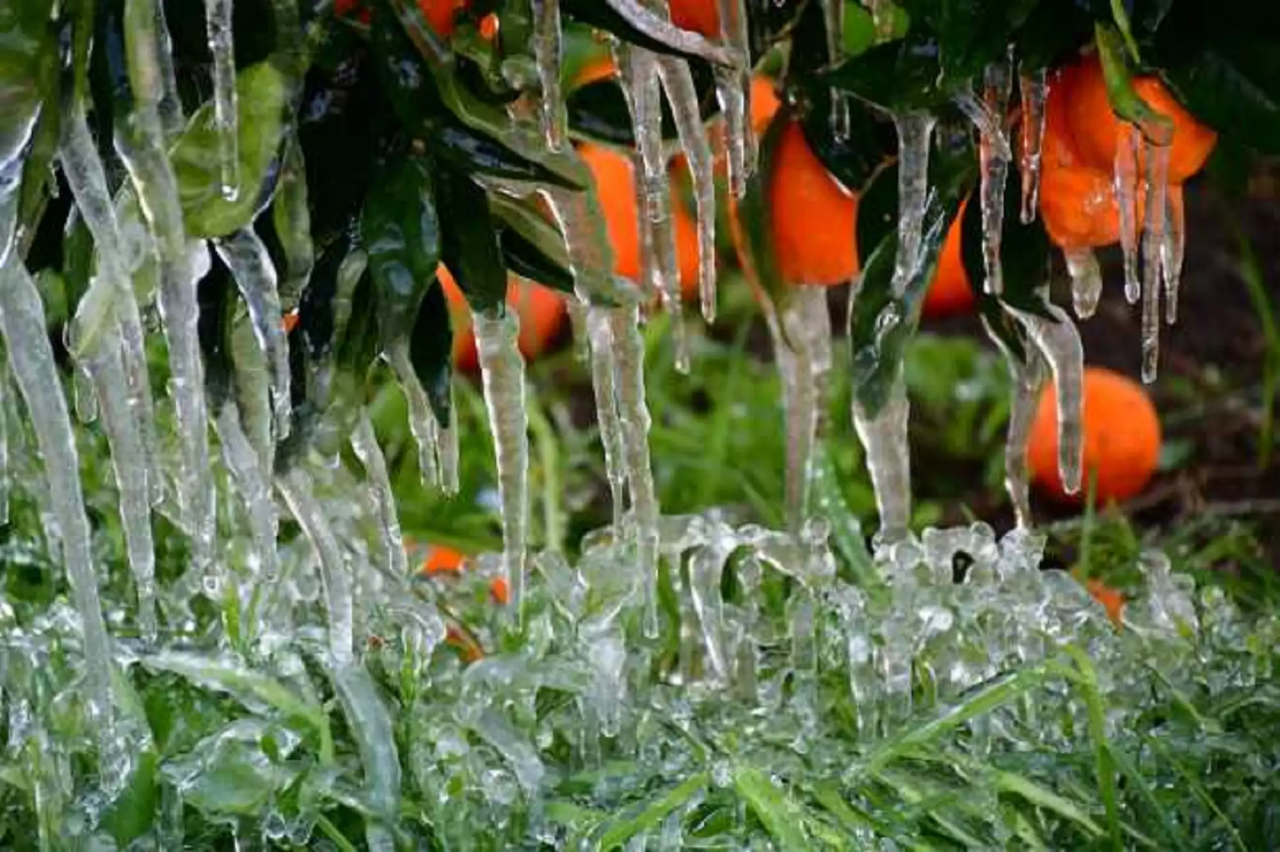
[420,542,465,574]
[335,0,467,35]
[1060,54,1217,185]
[438,265,567,374]
[578,140,702,301]
[1027,366,1162,505]
[751,76,782,135]
[1086,578,1125,628]
[671,0,718,37]
[922,198,976,318]
[767,120,859,287]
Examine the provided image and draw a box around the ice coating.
[977,62,1013,295]
[772,288,832,531]
[586,305,628,531]
[715,0,754,197]
[1018,69,1047,224]
[1162,189,1184,325]
[1114,123,1142,304]
[984,316,1047,529]
[1141,143,1170,383]
[333,664,401,851]
[388,346,444,490]
[602,0,736,66]
[351,410,409,578]
[475,309,531,617]
[215,229,293,439]
[203,0,240,201]
[853,369,912,542]
[213,399,279,579]
[819,0,850,139]
[891,111,937,296]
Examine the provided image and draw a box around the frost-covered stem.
[892,111,937,296]
[213,400,278,579]
[1162,189,1184,325]
[818,0,850,139]
[587,306,628,532]
[531,0,566,150]
[475,309,530,619]
[351,410,408,578]
[277,466,354,665]
[852,368,912,542]
[1018,69,1047,225]
[119,0,216,567]
[59,103,163,504]
[216,229,292,439]
[1140,142,1170,383]
[84,330,157,641]
[152,0,186,139]
[203,0,240,201]
[0,258,118,768]
[275,141,314,311]
[655,54,718,323]
[607,305,661,636]
[1064,247,1103,320]
[332,664,401,852]
[715,0,754,197]
[1009,301,1085,494]
[977,61,1012,295]
[1114,123,1141,304]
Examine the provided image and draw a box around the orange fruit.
[1060,54,1217,185]
[768,121,859,287]
[335,0,467,35]
[282,310,299,335]
[578,140,702,301]
[671,0,718,37]
[438,266,567,374]
[922,198,976,318]
[420,543,466,574]
[1086,578,1125,628]
[575,57,616,88]
[1027,366,1162,505]
[751,75,782,135]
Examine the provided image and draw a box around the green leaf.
[361,155,441,350]
[732,766,811,852]
[101,749,159,846]
[410,277,454,424]
[958,162,1052,318]
[737,108,791,311]
[800,85,893,195]
[437,169,507,315]
[490,194,576,293]
[826,35,952,112]
[171,62,290,238]
[593,772,709,849]
[1094,23,1173,145]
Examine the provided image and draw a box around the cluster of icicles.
[0,0,1188,833]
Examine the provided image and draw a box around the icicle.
[1064,247,1103,319]
[1008,301,1085,494]
[83,329,158,641]
[971,61,1013,295]
[387,346,442,488]
[0,258,119,774]
[1140,143,1170,383]
[586,306,628,532]
[852,369,912,542]
[0,363,8,527]
[215,230,292,438]
[985,318,1046,529]
[688,537,733,682]
[531,0,566,150]
[332,665,401,851]
[351,411,408,578]
[277,466,354,665]
[60,104,163,506]
[229,303,275,473]
[1114,123,1141,304]
[891,111,937,295]
[655,54,718,323]
[567,297,590,364]
[203,0,240,201]
[606,305,661,635]
[1162,189,1184,325]
[715,0,753,197]
[602,0,735,66]
[213,400,279,579]
[474,309,530,617]
[818,0,850,139]
[436,383,460,495]
[1018,69,1047,225]
[615,39,689,371]
[274,141,314,311]
[773,288,831,532]
[117,4,217,568]
[153,0,186,139]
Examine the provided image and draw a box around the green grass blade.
[595,771,708,849]
[732,765,811,852]
[1060,646,1121,851]
[993,770,1104,839]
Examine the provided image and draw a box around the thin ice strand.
[891,111,937,294]
[655,54,718,323]
[531,0,566,150]
[715,0,754,197]
[1009,301,1085,494]
[351,410,409,578]
[1162,188,1184,325]
[203,0,240,201]
[213,399,278,579]
[1140,142,1170,383]
[1115,123,1141,304]
[1018,69,1047,224]
[818,0,850,139]
[602,0,735,65]
[587,305,628,532]
[1064,247,1103,319]
[978,61,1012,294]
[852,369,912,542]
[475,309,530,619]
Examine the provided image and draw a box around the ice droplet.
[1018,68,1047,225]
[204,0,240,201]
[475,309,530,618]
